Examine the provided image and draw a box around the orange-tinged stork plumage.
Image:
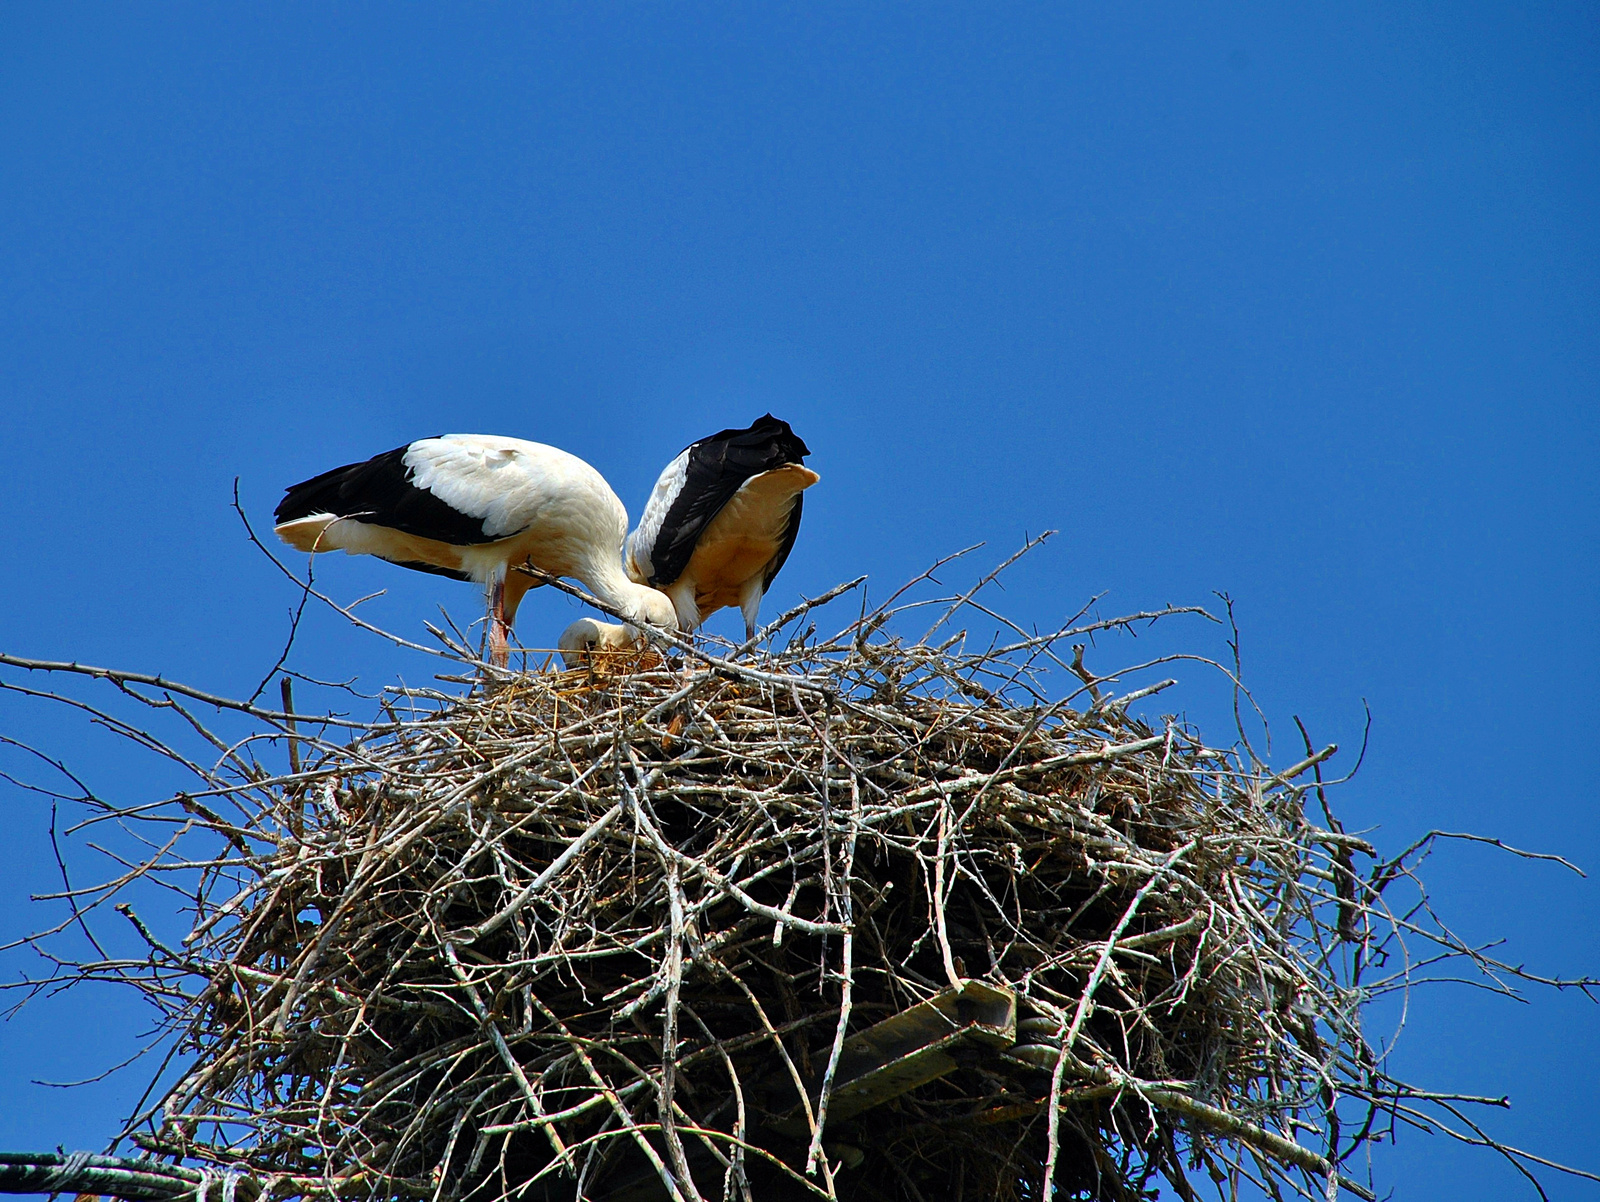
[274,435,678,666]
[559,415,817,666]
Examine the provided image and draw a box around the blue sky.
[0,5,1596,1198]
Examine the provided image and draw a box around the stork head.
[629,587,680,634]
[558,618,638,669]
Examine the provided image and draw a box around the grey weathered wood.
[768,980,1016,1139]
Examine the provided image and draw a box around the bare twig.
[2,545,1589,1202]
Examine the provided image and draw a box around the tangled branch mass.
[5,553,1590,1202]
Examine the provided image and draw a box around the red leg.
[489,579,510,667]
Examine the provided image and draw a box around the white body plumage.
[275,434,678,665]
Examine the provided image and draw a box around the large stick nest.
[6,549,1593,1201]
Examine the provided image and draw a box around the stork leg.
[488,579,510,668]
[739,580,764,645]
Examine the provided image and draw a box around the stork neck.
[586,557,668,626]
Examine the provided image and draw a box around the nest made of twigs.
[12,550,1590,1202]
[136,635,1383,1198]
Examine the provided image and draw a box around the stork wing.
[762,491,805,592]
[274,438,503,546]
[630,415,811,587]
[275,435,599,546]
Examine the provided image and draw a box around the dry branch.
[3,549,1594,1202]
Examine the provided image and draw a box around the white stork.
[273,435,679,666]
[559,415,817,666]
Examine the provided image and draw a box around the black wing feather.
[761,492,805,593]
[274,441,501,548]
[647,414,811,587]
[387,559,473,582]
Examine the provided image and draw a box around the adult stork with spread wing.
[274,434,678,666]
[559,414,817,666]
